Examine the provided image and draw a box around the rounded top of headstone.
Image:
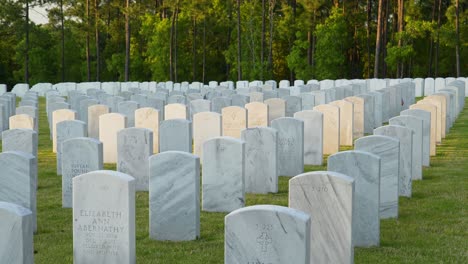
[0,201,32,217]
[225,204,310,222]
[290,170,354,185]
[328,150,381,163]
[74,170,135,183]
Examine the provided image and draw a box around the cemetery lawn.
[24,97,467,263]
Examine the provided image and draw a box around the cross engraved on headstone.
[256,232,272,252]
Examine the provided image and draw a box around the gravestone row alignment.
[0,78,465,263]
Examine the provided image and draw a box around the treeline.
[0,0,466,88]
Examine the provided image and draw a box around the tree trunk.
[382,0,389,78]
[192,18,197,81]
[174,5,179,82]
[237,0,242,80]
[25,0,29,83]
[435,0,442,77]
[86,0,91,81]
[261,0,266,80]
[60,0,65,81]
[397,0,404,78]
[95,0,100,81]
[366,0,371,77]
[226,2,232,78]
[268,0,275,75]
[428,0,437,77]
[169,4,176,81]
[374,0,384,78]
[202,18,206,83]
[455,0,460,77]
[125,0,130,81]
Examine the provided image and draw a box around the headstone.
[245,102,268,128]
[293,110,323,165]
[202,137,245,212]
[159,119,192,153]
[117,128,153,191]
[135,107,160,154]
[357,94,375,133]
[0,202,33,264]
[410,103,437,155]
[367,91,383,127]
[193,112,221,163]
[189,99,211,118]
[118,101,139,127]
[9,114,35,131]
[79,98,99,124]
[241,127,278,194]
[1,129,38,158]
[212,97,232,113]
[300,93,315,110]
[164,103,187,120]
[271,117,304,177]
[374,125,413,197]
[149,151,200,241]
[264,98,286,125]
[0,151,37,232]
[328,151,381,247]
[62,137,103,208]
[56,120,87,175]
[99,113,127,163]
[231,94,250,107]
[222,106,247,138]
[282,95,302,117]
[401,109,431,166]
[390,115,423,180]
[417,100,442,143]
[225,205,311,264]
[73,170,135,264]
[105,96,125,112]
[52,109,77,152]
[88,104,110,139]
[249,91,263,102]
[344,96,365,138]
[313,104,340,155]
[330,100,354,146]
[289,171,353,264]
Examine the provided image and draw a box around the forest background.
[0,0,466,88]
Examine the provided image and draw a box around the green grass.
[25,97,468,263]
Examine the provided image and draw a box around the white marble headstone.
[149,151,200,241]
[271,117,304,177]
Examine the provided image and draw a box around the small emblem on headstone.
[256,232,272,252]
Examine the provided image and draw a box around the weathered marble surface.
[164,103,188,120]
[289,171,354,264]
[249,91,263,102]
[417,100,442,143]
[16,106,38,132]
[0,201,33,264]
[73,170,135,264]
[189,99,211,118]
[328,151,381,247]
[2,129,38,158]
[202,137,245,212]
[282,95,302,117]
[52,109,77,152]
[88,104,109,139]
[135,107,160,154]
[390,115,424,180]
[193,112,221,163]
[99,113,127,163]
[410,103,437,155]
[149,151,200,241]
[300,93,315,110]
[159,119,192,153]
[241,127,278,194]
[56,120,87,175]
[271,117,304,177]
[0,151,37,232]
[330,100,354,146]
[62,137,103,208]
[245,102,268,128]
[225,205,311,264]
[357,94,375,134]
[78,98,98,124]
[9,114,35,131]
[116,101,138,127]
[374,125,413,197]
[293,110,323,165]
[211,97,232,113]
[425,95,447,136]
[222,106,247,138]
[401,109,431,166]
[105,96,125,112]
[344,96,364,139]
[231,94,250,106]
[264,98,286,125]
[313,104,340,155]
[117,128,153,191]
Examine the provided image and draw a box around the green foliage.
[314,7,349,80]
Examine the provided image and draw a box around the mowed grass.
[22,97,467,263]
